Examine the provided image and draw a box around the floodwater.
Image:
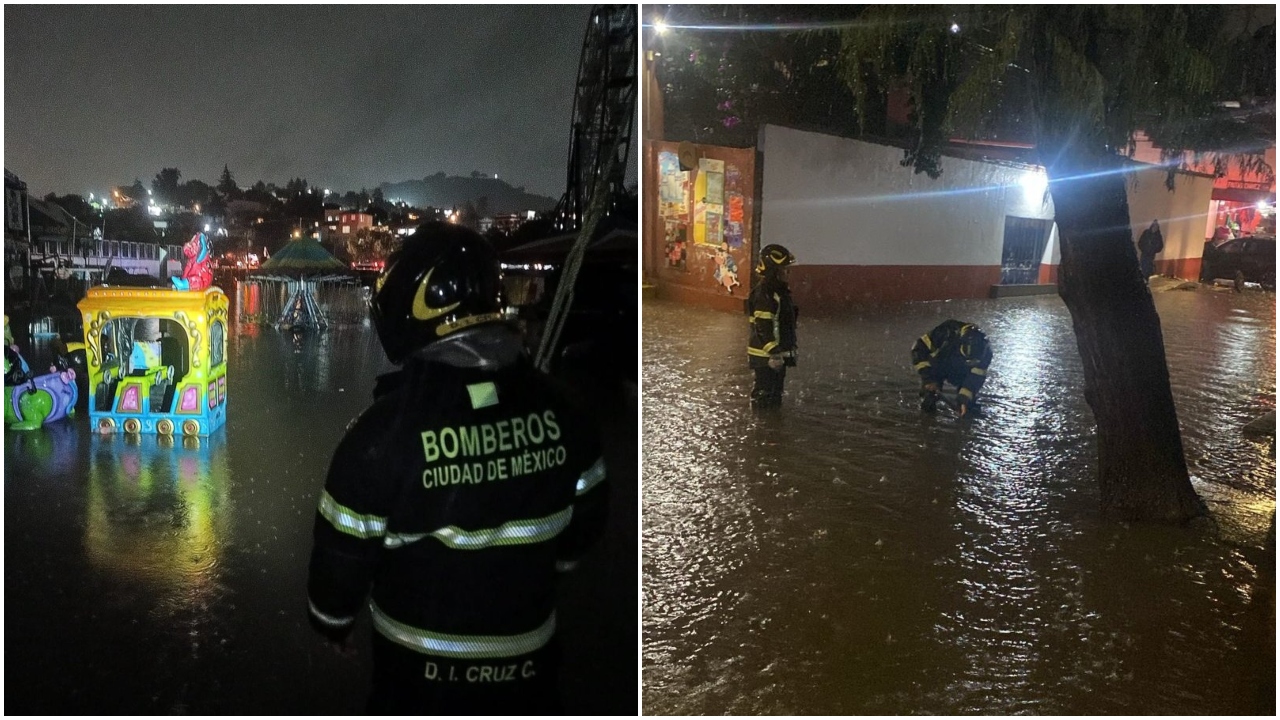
[643,285,1275,715]
[5,299,638,714]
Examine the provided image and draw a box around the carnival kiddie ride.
[76,232,229,438]
[4,315,79,431]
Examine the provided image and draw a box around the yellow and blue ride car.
[78,286,229,437]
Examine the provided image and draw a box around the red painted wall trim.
[654,282,745,313]
[1039,258,1201,284]
[1155,257,1201,281]
[660,260,1202,314]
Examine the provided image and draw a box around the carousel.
[240,237,360,330]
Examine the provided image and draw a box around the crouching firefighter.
[746,244,798,409]
[306,223,609,714]
[911,320,992,417]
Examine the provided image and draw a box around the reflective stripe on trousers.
[371,602,556,659]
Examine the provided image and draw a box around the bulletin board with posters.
[646,141,755,307]
[657,151,691,269]
[694,158,725,246]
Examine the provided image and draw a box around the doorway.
[1000,216,1054,285]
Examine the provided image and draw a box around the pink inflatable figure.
[172,232,213,291]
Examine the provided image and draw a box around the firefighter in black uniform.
[306,223,609,714]
[911,319,992,417]
[746,244,797,409]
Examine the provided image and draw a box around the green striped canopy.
[256,238,349,275]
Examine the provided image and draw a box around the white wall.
[758,125,1056,267]
[1043,224,1060,266]
[1124,165,1215,261]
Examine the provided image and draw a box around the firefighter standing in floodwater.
[746,244,798,409]
[912,320,992,417]
[306,223,609,714]
[1137,219,1164,283]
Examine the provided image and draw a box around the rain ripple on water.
[643,288,1274,715]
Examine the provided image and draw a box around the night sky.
[5,5,597,199]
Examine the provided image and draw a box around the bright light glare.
[1020,170,1048,199]
[654,19,668,34]
[950,22,960,33]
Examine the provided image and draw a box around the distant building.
[110,187,141,209]
[480,213,530,235]
[754,125,1211,306]
[5,169,28,243]
[5,169,31,301]
[1128,130,1276,237]
[227,199,271,227]
[644,126,1217,310]
[325,209,373,235]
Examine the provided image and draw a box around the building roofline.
[760,123,1223,180]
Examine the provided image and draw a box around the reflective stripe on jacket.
[747,279,796,367]
[307,343,607,659]
[910,320,992,400]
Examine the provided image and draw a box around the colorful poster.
[713,243,740,294]
[658,151,680,190]
[727,193,745,224]
[704,172,724,205]
[705,209,723,246]
[671,172,690,220]
[664,221,687,270]
[725,222,743,248]
[693,157,725,246]
[658,151,690,221]
[725,163,743,192]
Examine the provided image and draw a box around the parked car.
[1201,234,1275,289]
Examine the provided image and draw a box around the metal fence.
[28,312,82,339]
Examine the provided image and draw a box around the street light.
[52,203,82,251]
[1020,168,1048,202]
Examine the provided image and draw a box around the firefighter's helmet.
[370,222,505,364]
[755,243,796,275]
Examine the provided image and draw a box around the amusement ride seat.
[151,334,185,413]
[159,334,186,382]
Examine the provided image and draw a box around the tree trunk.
[1045,150,1205,523]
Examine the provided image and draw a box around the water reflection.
[84,433,231,614]
[6,416,81,476]
[5,320,393,713]
[643,289,1275,715]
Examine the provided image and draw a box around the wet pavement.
[642,285,1275,715]
[5,311,637,714]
